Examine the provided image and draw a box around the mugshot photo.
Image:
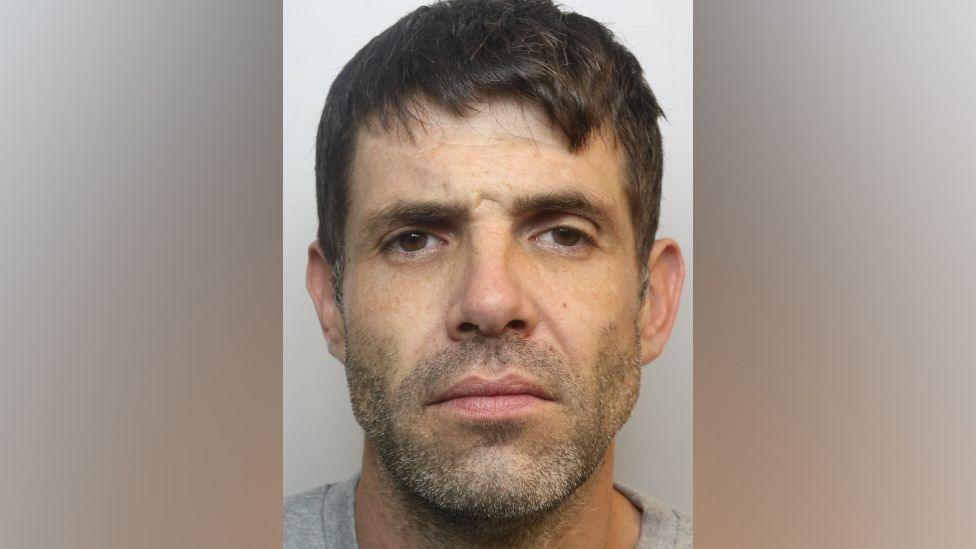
[284,1,692,547]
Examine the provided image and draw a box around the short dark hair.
[316,0,665,293]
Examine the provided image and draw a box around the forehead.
[347,100,630,221]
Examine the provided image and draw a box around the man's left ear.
[638,238,686,365]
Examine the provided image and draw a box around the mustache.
[397,335,575,405]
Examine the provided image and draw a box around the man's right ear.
[306,241,346,364]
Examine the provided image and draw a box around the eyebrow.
[360,200,470,245]
[359,189,617,247]
[511,190,617,232]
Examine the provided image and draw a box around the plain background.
[283,0,694,514]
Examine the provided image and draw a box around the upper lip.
[426,373,556,405]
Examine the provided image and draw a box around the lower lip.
[432,394,550,420]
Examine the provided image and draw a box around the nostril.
[506,319,526,331]
[458,322,478,333]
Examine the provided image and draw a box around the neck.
[354,440,641,549]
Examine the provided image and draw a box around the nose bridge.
[448,223,535,338]
[467,231,518,300]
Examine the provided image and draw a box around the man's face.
[336,101,646,520]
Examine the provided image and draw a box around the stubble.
[343,322,642,536]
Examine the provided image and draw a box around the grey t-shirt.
[284,474,692,548]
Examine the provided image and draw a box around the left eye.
[537,227,586,247]
[388,230,441,253]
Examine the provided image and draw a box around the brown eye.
[551,227,582,246]
[393,231,433,253]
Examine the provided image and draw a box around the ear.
[306,241,346,364]
[638,238,685,365]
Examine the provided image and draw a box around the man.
[285,0,689,547]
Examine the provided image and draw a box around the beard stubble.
[343,321,642,528]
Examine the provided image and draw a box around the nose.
[446,242,538,340]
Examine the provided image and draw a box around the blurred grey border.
[696,0,976,547]
[1,1,281,548]
[3,0,975,548]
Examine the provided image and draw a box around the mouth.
[426,373,556,420]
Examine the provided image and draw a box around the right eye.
[386,230,443,254]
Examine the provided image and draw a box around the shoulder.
[283,485,330,549]
[284,483,329,522]
[614,483,693,549]
[284,475,360,549]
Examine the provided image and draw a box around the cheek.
[343,266,450,378]
[345,261,432,317]
[348,285,444,334]
[540,264,639,354]
[536,262,640,324]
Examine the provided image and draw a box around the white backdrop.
[283,0,693,515]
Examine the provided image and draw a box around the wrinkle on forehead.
[347,98,629,233]
[369,98,571,151]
